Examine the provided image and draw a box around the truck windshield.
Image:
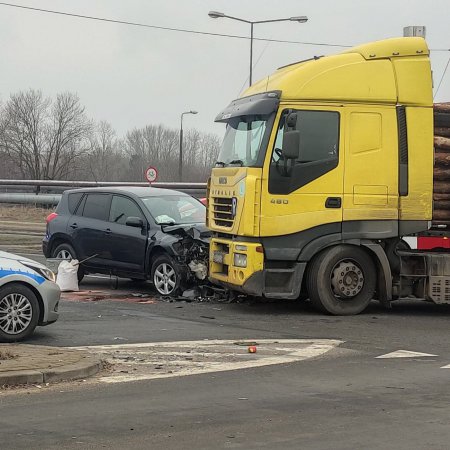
[216,115,269,167]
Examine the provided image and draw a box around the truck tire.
[52,243,85,283]
[306,245,376,315]
[0,283,40,342]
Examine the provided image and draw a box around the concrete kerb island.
[0,344,102,386]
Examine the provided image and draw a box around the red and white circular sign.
[145,166,158,183]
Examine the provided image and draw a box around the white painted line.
[69,339,343,384]
[376,350,438,359]
[441,364,450,369]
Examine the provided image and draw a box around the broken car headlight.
[233,253,247,268]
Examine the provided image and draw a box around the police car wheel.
[0,284,40,342]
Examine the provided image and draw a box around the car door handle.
[325,197,342,208]
[70,223,78,229]
[105,228,112,234]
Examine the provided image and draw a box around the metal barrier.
[0,179,208,206]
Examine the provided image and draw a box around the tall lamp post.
[208,11,308,87]
[179,110,198,181]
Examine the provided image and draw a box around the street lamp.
[208,11,308,86]
[179,110,198,181]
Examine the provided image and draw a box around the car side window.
[73,194,86,216]
[82,194,111,221]
[109,196,144,225]
[68,192,83,214]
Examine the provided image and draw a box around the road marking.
[441,364,450,369]
[376,350,438,359]
[69,339,343,384]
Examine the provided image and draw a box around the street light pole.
[208,12,308,87]
[179,110,198,182]
[249,22,254,86]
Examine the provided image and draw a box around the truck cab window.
[217,115,269,167]
[269,109,340,194]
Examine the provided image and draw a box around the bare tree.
[0,90,92,179]
[85,121,125,181]
[0,89,220,182]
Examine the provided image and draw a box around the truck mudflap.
[210,262,306,299]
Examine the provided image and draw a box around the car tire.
[0,283,40,342]
[52,243,85,283]
[306,245,376,316]
[151,254,181,296]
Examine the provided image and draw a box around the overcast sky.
[0,0,449,139]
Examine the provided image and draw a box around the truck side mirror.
[282,130,300,160]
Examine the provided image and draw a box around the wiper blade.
[228,159,244,166]
[215,161,226,167]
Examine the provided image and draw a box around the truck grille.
[212,197,234,228]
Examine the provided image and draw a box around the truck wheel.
[306,245,376,315]
[151,254,181,296]
[0,284,40,342]
[52,243,85,283]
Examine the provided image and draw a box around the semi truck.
[207,36,450,315]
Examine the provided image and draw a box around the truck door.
[260,105,344,258]
[342,106,398,235]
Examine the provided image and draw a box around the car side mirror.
[282,130,300,160]
[126,217,144,228]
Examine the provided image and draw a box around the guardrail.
[0,179,208,206]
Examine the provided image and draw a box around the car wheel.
[0,284,40,342]
[151,254,180,296]
[306,245,376,315]
[52,243,85,283]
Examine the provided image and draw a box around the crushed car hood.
[161,223,211,242]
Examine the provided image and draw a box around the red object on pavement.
[248,346,257,353]
[46,212,58,223]
[417,236,450,250]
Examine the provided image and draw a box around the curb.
[0,350,102,386]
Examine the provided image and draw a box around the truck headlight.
[233,253,247,268]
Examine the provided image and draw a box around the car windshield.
[216,115,269,167]
[141,195,206,225]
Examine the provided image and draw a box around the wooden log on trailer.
[433,209,450,221]
[434,128,450,137]
[433,181,450,193]
[433,193,450,201]
[435,152,450,166]
[434,136,450,150]
[433,167,450,181]
[434,103,450,113]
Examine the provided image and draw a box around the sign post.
[145,166,158,184]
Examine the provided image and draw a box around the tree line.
[0,89,221,182]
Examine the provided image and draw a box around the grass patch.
[0,205,53,223]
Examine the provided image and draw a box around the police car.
[0,251,60,342]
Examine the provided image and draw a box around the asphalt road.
[0,275,449,450]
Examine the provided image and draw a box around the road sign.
[145,166,158,183]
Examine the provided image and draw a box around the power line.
[0,2,448,53]
[0,2,351,48]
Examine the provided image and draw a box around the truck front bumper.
[209,238,306,299]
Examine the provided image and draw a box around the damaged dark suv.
[42,187,210,296]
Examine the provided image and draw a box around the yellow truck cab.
[208,37,436,315]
